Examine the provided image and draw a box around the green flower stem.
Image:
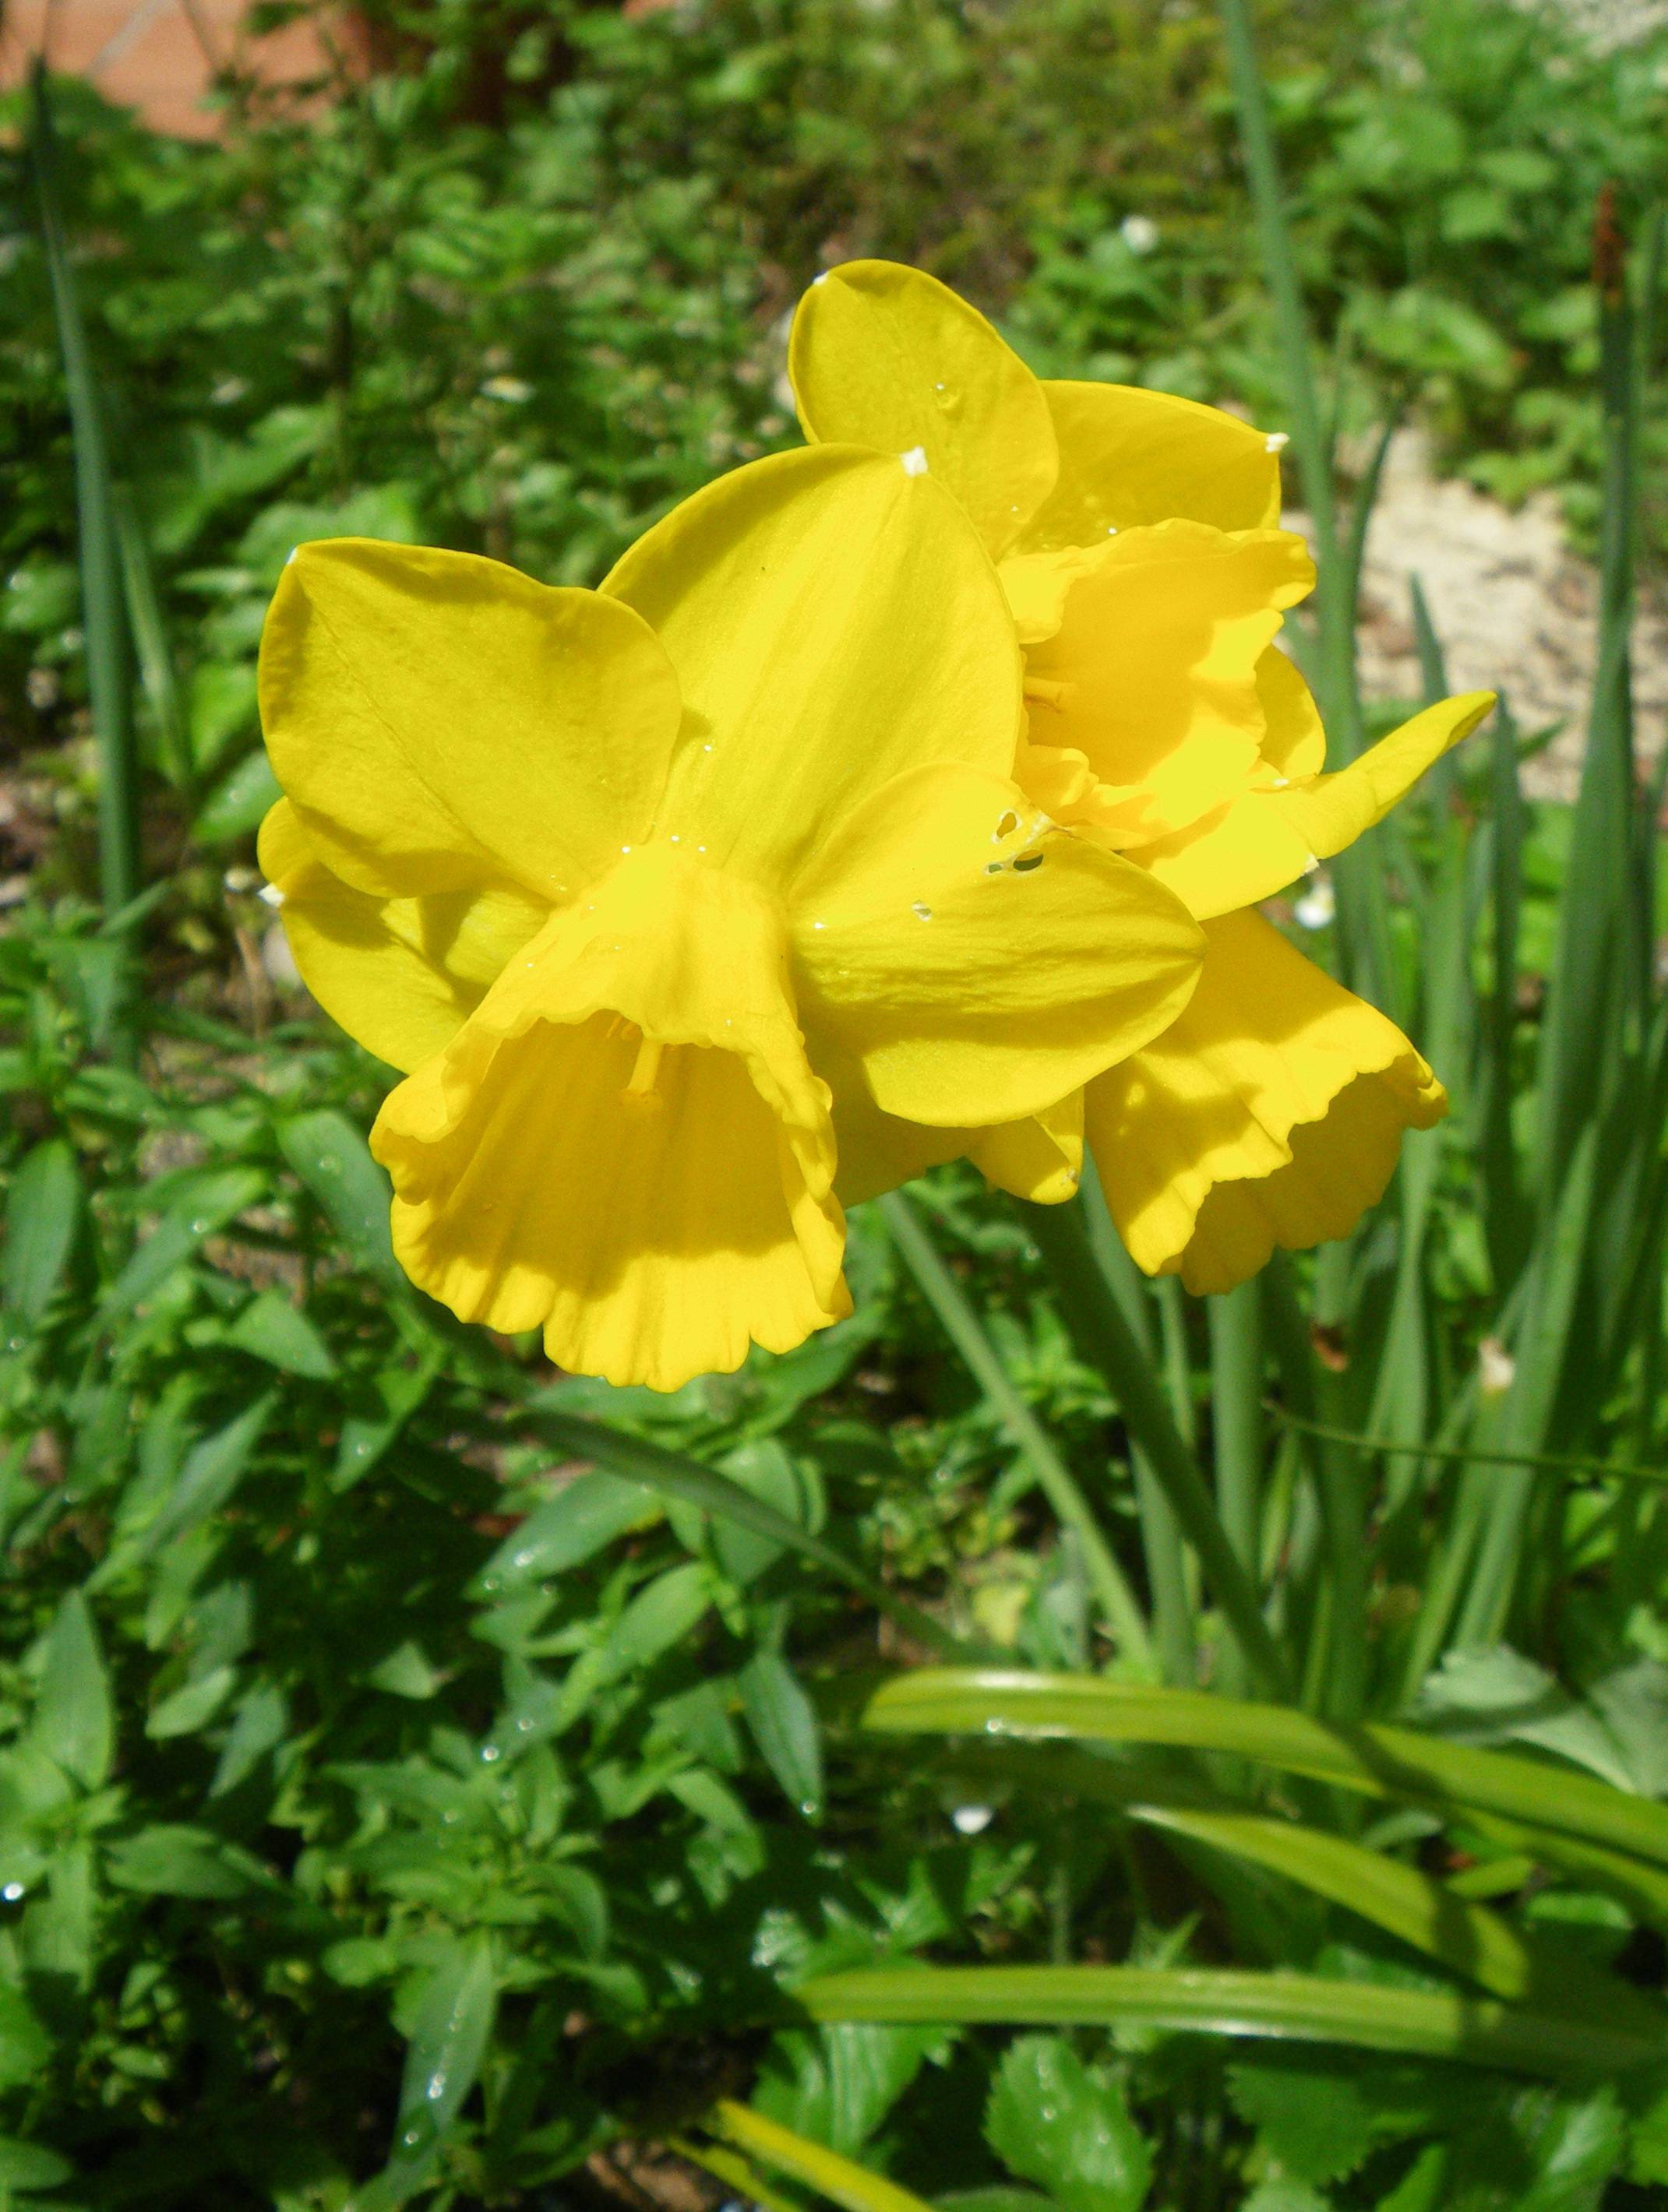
[1021,1197,1293,1700]
[877,1190,1155,1674]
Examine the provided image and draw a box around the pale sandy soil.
[1294,431,1668,800]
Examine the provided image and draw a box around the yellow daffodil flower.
[789,259,1495,1291]
[257,447,1204,1386]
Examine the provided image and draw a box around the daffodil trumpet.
[789,260,1496,1291]
[259,446,1204,1389]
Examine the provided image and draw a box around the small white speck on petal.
[1264,431,1289,454]
[901,446,929,477]
[1271,775,1291,790]
[811,919,827,930]
[912,901,933,921]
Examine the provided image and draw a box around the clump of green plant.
[7,0,1668,2205]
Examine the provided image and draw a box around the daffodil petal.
[1019,379,1283,553]
[971,1090,1085,1206]
[1134,690,1495,919]
[259,539,681,900]
[604,446,1023,890]
[787,259,1058,558]
[372,842,847,1392]
[790,761,1204,1128]
[1087,909,1444,1294]
[1021,522,1315,846]
[1254,644,1326,783]
[258,799,548,1072]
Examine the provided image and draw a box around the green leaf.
[709,2101,936,2212]
[855,1671,1668,1872]
[146,1664,237,1741]
[277,1111,397,1281]
[1228,2058,1381,2186]
[192,748,281,844]
[527,1412,978,1662]
[0,1984,51,2091]
[795,1965,1663,2074]
[477,1471,658,1593]
[754,2024,943,2157]
[104,1825,263,1900]
[0,2136,75,2189]
[985,2035,1151,2212]
[2,1138,82,1322]
[31,1590,112,1790]
[139,1395,273,1554]
[103,1168,267,1316]
[740,1652,824,1819]
[361,1936,496,2206]
[225,1288,337,1379]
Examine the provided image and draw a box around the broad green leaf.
[102,1168,267,1316]
[360,1936,497,2207]
[146,1664,238,1740]
[139,1396,273,1554]
[225,1289,336,1379]
[210,1685,288,1799]
[710,2100,936,2212]
[856,1672,1668,1871]
[104,1825,267,1900]
[0,2136,75,2188]
[741,1652,824,1819]
[985,2034,1151,2212]
[795,1964,1663,2074]
[332,1358,438,1491]
[0,1984,51,2091]
[192,747,281,844]
[30,1590,112,1790]
[476,1471,659,1594]
[277,1111,397,1282]
[2,1138,82,1322]
[365,1643,443,1700]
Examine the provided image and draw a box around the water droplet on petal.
[912,901,933,921]
[900,446,929,477]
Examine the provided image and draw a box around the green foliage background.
[6,0,1668,2206]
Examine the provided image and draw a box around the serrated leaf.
[754,2023,947,2157]
[1229,2059,1380,2186]
[985,2035,1151,2212]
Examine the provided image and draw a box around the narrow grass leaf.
[709,2100,936,2212]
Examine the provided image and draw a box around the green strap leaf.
[795,1964,1662,2075]
[856,1669,1668,1871]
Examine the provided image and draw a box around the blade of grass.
[795,1964,1660,2074]
[1065,1167,1196,1685]
[1021,1196,1292,1700]
[30,65,139,928]
[525,1410,983,1666]
[112,484,192,796]
[705,2102,935,2212]
[876,1190,1154,1672]
[1266,1404,1668,1492]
